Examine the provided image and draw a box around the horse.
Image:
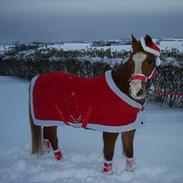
[29,34,161,173]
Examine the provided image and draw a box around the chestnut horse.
[29,34,161,172]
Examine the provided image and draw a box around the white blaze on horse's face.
[129,52,147,100]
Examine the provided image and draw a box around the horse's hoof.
[54,149,62,160]
[103,162,112,173]
[125,158,136,172]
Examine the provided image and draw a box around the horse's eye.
[148,59,154,65]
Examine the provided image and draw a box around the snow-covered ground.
[0,76,183,183]
[1,39,183,53]
[45,42,132,52]
[43,39,183,52]
[160,39,183,52]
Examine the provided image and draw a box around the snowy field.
[41,39,183,52]
[0,76,183,183]
[1,39,183,53]
[45,42,132,52]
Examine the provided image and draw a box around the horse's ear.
[131,34,141,53]
[145,34,153,46]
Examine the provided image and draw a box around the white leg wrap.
[53,149,60,153]
[104,160,112,164]
[125,157,136,171]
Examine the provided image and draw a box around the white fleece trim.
[148,68,156,80]
[104,160,113,164]
[140,37,160,57]
[105,71,143,110]
[32,110,144,133]
[54,149,61,153]
[30,75,38,124]
[126,157,135,161]
[43,139,50,143]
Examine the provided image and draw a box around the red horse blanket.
[30,71,144,132]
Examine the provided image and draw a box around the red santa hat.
[140,35,161,66]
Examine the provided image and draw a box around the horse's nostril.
[137,89,144,97]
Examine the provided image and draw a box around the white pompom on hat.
[155,57,161,66]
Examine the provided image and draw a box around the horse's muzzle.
[129,80,147,100]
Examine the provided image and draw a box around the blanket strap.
[82,105,93,128]
[54,102,69,125]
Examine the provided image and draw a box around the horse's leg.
[43,126,62,160]
[103,132,119,172]
[44,127,58,150]
[29,84,42,155]
[29,108,42,155]
[121,129,136,171]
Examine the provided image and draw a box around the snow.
[0,76,183,183]
[0,45,14,52]
[43,42,132,52]
[1,39,182,53]
[44,43,90,51]
[41,39,183,52]
[160,39,183,52]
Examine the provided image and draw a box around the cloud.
[0,0,183,42]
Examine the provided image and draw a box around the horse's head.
[129,34,161,100]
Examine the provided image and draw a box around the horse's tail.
[29,82,42,155]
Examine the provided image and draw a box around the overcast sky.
[0,0,183,43]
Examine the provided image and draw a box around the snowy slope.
[0,77,183,183]
[160,39,183,52]
[42,39,183,52]
[45,42,132,52]
[1,39,183,53]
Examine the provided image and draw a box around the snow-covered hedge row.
[0,49,183,108]
[0,59,111,80]
[151,65,183,108]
